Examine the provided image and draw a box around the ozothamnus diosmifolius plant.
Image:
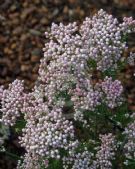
[0,9,135,169]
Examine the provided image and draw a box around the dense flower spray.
[0,80,25,126]
[94,134,116,169]
[0,9,135,169]
[123,113,135,161]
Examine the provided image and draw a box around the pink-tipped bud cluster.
[100,77,123,108]
[95,133,116,169]
[124,113,135,160]
[0,80,25,126]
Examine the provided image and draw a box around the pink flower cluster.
[124,113,135,160]
[63,148,93,169]
[19,107,78,159]
[17,153,43,169]
[80,10,128,71]
[100,77,123,108]
[0,80,25,126]
[0,9,135,169]
[94,133,116,169]
[62,133,116,169]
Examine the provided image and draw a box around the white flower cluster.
[70,79,102,125]
[94,133,116,169]
[36,9,133,124]
[100,76,123,108]
[120,17,135,33]
[72,76,123,126]
[39,22,86,104]
[63,133,116,169]
[0,80,25,126]
[124,113,135,160]
[63,148,93,169]
[16,153,43,169]
[127,52,135,66]
[19,106,78,159]
[80,9,132,71]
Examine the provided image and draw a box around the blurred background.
[0,0,135,168]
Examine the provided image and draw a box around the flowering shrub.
[0,9,135,169]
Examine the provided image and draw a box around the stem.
[94,110,98,141]
[105,116,124,132]
[4,151,20,160]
